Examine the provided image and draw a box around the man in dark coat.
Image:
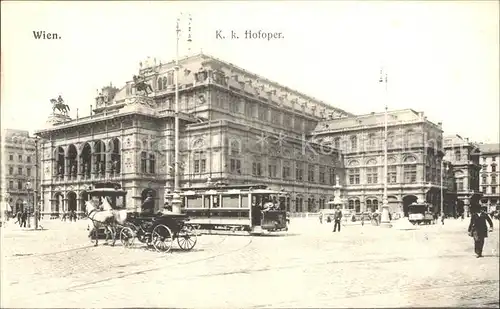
[21,211,28,228]
[468,206,494,258]
[332,206,343,232]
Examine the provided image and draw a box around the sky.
[1,1,499,143]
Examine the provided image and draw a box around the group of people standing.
[61,210,78,222]
[14,210,40,228]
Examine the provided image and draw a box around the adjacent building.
[1,129,41,213]
[443,135,482,215]
[478,143,500,211]
[311,109,446,216]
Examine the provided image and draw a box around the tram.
[165,184,289,235]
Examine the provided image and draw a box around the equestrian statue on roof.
[132,75,153,96]
[50,95,70,115]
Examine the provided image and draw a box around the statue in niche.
[58,165,63,176]
[100,161,105,174]
[71,164,77,175]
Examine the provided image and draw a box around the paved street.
[1,217,499,308]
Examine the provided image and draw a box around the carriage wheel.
[151,224,174,253]
[120,227,136,248]
[177,226,198,251]
[104,226,116,246]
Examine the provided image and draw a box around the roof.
[313,109,439,133]
[478,143,500,155]
[143,53,354,117]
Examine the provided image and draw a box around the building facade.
[443,135,482,216]
[478,143,500,211]
[1,129,41,213]
[311,109,447,215]
[35,54,349,215]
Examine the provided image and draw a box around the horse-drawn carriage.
[85,182,197,252]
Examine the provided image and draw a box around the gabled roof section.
[153,53,354,117]
[477,143,500,155]
[313,109,436,133]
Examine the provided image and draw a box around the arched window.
[157,77,163,90]
[355,200,361,213]
[387,132,395,148]
[348,200,354,209]
[368,133,376,147]
[350,136,357,151]
[334,138,340,149]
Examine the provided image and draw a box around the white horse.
[85,199,127,246]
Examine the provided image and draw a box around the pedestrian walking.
[319,212,323,224]
[332,206,343,232]
[16,210,22,226]
[361,212,365,226]
[468,206,494,258]
[21,211,27,228]
[441,213,445,225]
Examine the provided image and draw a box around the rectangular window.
[456,179,464,191]
[367,167,378,184]
[492,186,497,194]
[482,176,488,184]
[319,166,325,184]
[296,162,304,181]
[18,167,22,175]
[9,167,13,175]
[492,165,497,172]
[17,181,22,190]
[268,164,277,178]
[252,162,262,176]
[404,165,417,184]
[200,159,206,173]
[9,181,14,189]
[482,186,487,193]
[230,159,241,174]
[492,176,497,184]
[141,152,147,173]
[18,155,22,162]
[329,168,336,185]
[27,156,31,163]
[282,164,290,179]
[185,196,203,208]
[148,154,155,174]
[308,164,315,182]
[493,157,496,162]
[27,168,31,177]
[388,166,397,184]
[221,195,239,208]
[9,154,13,161]
[349,168,360,185]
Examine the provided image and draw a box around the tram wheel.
[177,226,198,251]
[120,227,136,248]
[152,224,174,253]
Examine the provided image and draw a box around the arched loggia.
[94,140,106,177]
[109,138,121,176]
[55,147,65,179]
[80,143,92,179]
[67,144,78,179]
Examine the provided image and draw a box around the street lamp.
[379,68,392,228]
[24,182,32,229]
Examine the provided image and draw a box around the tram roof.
[88,188,127,195]
[178,184,269,191]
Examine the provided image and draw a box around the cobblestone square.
[1,217,499,308]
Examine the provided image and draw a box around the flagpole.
[380,68,392,228]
